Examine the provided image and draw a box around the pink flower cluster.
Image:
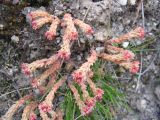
[95,88,104,101]
[45,31,55,40]
[21,63,31,76]
[100,27,145,74]
[28,11,94,60]
[31,78,38,88]
[45,16,60,40]
[28,10,50,20]
[123,50,135,61]
[69,50,105,116]
[38,102,52,113]
[31,16,53,30]
[130,61,140,74]
[118,61,140,74]
[70,83,104,116]
[85,98,96,108]
[82,105,94,115]
[62,14,78,41]
[109,27,145,44]
[29,10,60,41]
[83,98,96,115]
[72,50,97,84]
[74,19,94,35]
[57,39,71,60]
[72,71,83,84]
[134,27,145,38]
[29,113,37,120]
[58,50,71,60]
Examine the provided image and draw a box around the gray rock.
[77,55,82,61]
[154,85,160,100]
[94,30,107,42]
[22,7,35,16]
[54,9,63,16]
[118,0,127,6]
[30,50,39,59]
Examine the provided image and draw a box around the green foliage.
[62,60,127,120]
[62,90,76,120]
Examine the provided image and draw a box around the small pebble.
[132,84,136,89]
[77,55,82,61]
[11,35,19,43]
[56,37,61,44]
[118,0,127,5]
[58,96,64,102]
[140,99,147,109]
[130,0,136,5]
[94,31,105,42]
[136,40,142,45]
[122,42,129,48]
[96,47,104,53]
[80,38,85,43]
[0,24,4,30]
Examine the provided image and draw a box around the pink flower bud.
[72,71,84,84]
[28,13,33,21]
[85,98,96,108]
[39,102,52,113]
[64,13,72,18]
[123,50,135,61]
[45,31,55,40]
[86,27,94,34]
[110,39,119,43]
[31,21,38,30]
[95,88,104,101]
[74,19,94,35]
[70,31,78,41]
[57,51,70,60]
[31,79,38,88]
[29,114,37,120]
[130,61,140,74]
[82,105,93,116]
[109,27,145,44]
[21,63,31,76]
[135,27,145,38]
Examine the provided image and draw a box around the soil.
[0,0,160,120]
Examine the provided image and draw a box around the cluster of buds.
[28,10,60,40]
[21,54,58,76]
[108,27,145,44]
[1,95,32,120]
[38,77,66,120]
[1,9,145,120]
[99,27,145,74]
[57,13,94,59]
[72,50,97,84]
[70,51,104,116]
[28,10,94,60]
[57,13,77,59]
[74,19,94,34]
[21,102,38,120]
[0,11,95,120]
[68,82,101,116]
